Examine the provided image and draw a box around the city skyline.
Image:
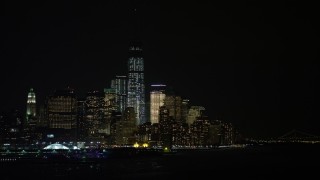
[1,1,319,138]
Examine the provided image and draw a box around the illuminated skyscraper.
[26,88,36,122]
[47,88,77,129]
[187,106,205,125]
[104,88,117,135]
[190,116,210,146]
[86,90,106,137]
[111,75,127,113]
[127,42,145,125]
[164,95,182,123]
[150,84,166,124]
[104,88,117,114]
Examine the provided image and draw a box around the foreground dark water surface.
[1,144,319,179]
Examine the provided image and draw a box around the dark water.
[1,144,319,180]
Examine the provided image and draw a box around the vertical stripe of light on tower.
[127,42,145,125]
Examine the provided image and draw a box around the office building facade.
[150,84,166,124]
[127,42,145,125]
[111,76,127,113]
[47,88,77,129]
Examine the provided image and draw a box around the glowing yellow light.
[142,143,148,148]
[133,142,139,148]
[164,147,171,152]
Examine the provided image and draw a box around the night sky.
[1,1,319,138]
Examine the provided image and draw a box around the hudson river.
[1,144,319,179]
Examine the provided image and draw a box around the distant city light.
[133,142,139,148]
[47,134,54,138]
[151,84,166,87]
[142,143,149,148]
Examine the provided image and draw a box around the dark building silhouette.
[77,98,87,140]
[207,120,223,146]
[151,123,161,146]
[115,107,137,145]
[136,122,152,144]
[109,111,122,145]
[159,106,173,148]
[0,109,24,144]
[181,99,190,124]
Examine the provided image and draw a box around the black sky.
[1,1,319,138]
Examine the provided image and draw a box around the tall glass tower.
[26,88,36,121]
[127,42,145,125]
[111,75,127,113]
